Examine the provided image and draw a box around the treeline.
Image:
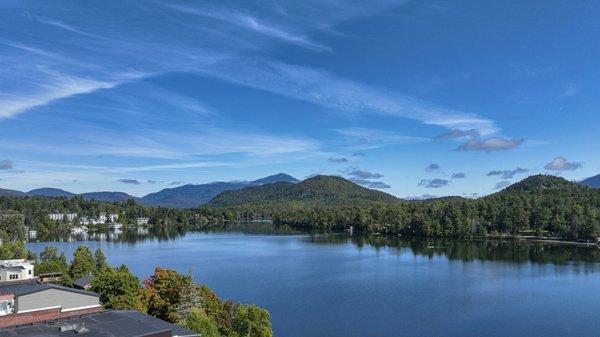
[198,176,600,240]
[35,246,272,337]
[0,195,221,236]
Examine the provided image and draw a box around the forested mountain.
[81,191,138,202]
[202,175,600,240]
[140,173,299,208]
[27,188,74,198]
[0,173,298,208]
[0,188,25,197]
[210,175,400,207]
[579,174,600,188]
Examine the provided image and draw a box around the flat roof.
[0,310,199,337]
[0,280,98,297]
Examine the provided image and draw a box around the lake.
[27,224,600,337]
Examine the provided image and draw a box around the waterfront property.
[79,212,120,226]
[0,310,199,337]
[136,217,150,225]
[0,260,34,282]
[48,213,77,222]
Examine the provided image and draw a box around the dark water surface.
[27,225,600,337]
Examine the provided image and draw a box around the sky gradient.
[1,0,598,198]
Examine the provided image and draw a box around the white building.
[48,213,77,222]
[107,213,119,223]
[80,213,113,225]
[136,217,150,225]
[0,260,34,283]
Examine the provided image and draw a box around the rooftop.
[0,260,32,269]
[0,310,199,337]
[0,280,98,297]
[73,274,95,288]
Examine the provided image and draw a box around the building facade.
[0,260,34,283]
[48,213,77,222]
[0,280,101,327]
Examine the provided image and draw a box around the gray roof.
[73,274,95,288]
[0,280,98,297]
[0,310,200,337]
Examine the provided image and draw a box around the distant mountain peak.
[251,173,298,185]
[141,173,299,208]
[500,174,579,193]
[579,174,600,188]
[27,188,74,198]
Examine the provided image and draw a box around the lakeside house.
[80,212,120,226]
[48,213,77,222]
[0,260,34,283]
[136,217,150,225]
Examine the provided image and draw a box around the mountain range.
[579,174,600,188]
[2,172,599,209]
[0,173,299,208]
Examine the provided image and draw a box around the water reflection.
[306,232,600,267]
[31,222,600,267]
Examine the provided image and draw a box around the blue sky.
[1,0,599,198]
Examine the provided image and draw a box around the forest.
[199,175,600,240]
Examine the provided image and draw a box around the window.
[28,270,32,275]
[9,274,18,280]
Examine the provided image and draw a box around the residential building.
[107,213,119,223]
[48,213,77,222]
[73,274,94,291]
[37,272,63,284]
[1,310,199,336]
[0,280,101,327]
[0,260,34,283]
[136,217,150,225]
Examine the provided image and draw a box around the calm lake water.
[27,224,600,337]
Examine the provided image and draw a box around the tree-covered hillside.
[209,175,400,207]
[203,175,600,240]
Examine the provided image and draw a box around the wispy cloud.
[211,61,501,135]
[487,167,528,179]
[345,168,383,180]
[419,179,450,188]
[425,164,440,172]
[458,137,524,152]
[328,157,348,163]
[0,159,13,170]
[434,129,479,140]
[451,172,466,179]
[0,71,116,119]
[349,178,391,189]
[335,127,425,150]
[495,180,511,190]
[165,4,330,52]
[117,178,140,185]
[558,83,580,99]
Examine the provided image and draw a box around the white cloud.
[544,156,582,171]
